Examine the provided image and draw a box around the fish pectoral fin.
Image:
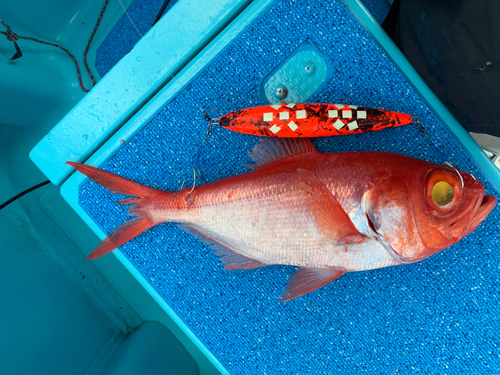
[294,169,368,244]
[177,224,267,270]
[280,267,345,302]
[337,234,370,245]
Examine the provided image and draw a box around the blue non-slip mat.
[81,1,500,373]
[96,0,180,77]
[95,0,389,78]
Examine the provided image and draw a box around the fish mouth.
[444,193,497,236]
[435,185,496,241]
[463,194,497,236]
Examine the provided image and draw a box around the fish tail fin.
[66,162,168,259]
[86,215,157,260]
[66,162,155,197]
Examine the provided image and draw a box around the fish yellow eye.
[432,181,454,206]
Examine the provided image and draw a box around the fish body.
[219,103,413,137]
[68,138,496,301]
[160,156,397,272]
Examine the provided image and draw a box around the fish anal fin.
[280,267,346,302]
[177,224,267,270]
[247,138,317,168]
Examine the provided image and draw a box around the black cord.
[0,180,51,211]
[152,0,171,27]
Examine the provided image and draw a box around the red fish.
[67,138,496,301]
[218,103,413,137]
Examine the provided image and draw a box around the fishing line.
[117,0,145,39]
[414,118,449,163]
[189,109,217,194]
[0,180,50,211]
[117,0,166,67]
[414,118,466,186]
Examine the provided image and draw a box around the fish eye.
[425,168,464,215]
[432,181,454,206]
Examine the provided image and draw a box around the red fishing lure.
[219,103,413,137]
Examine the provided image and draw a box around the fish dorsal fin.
[280,267,346,302]
[247,138,317,168]
[177,224,267,270]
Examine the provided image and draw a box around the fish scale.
[182,174,330,265]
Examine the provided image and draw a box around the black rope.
[3,25,22,59]
[84,0,110,86]
[0,19,90,93]
[1,0,109,93]
[152,0,171,27]
[0,180,50,211]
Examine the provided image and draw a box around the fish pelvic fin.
[247,138,317,169]
[177,224,268,270]
[66,162,166,259]
[280,267,346,302]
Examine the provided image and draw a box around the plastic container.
[21,0,500,374]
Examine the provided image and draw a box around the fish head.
[365,163,497,264]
